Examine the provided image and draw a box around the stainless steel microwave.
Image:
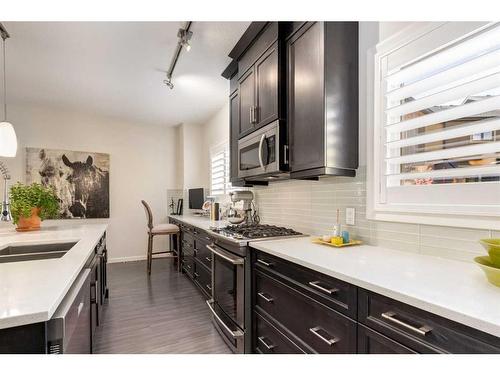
[238,120,288,180]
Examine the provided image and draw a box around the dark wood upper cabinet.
[287,22,359,179]
[238,67,256,136]
[224,21,359,184]
[255,43,279,128]
[236,22,283,139]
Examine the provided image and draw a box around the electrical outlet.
[346,208,355,225]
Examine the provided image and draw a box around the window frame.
[367,21,500,230]
[209,141,231,196]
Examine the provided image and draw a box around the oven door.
[206,243,245,352]
[238,121,280,178]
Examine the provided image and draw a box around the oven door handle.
[206,300,244,338]
[206,244,244,265]
[258,133,266,171]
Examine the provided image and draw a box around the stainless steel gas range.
[205,224,305,353]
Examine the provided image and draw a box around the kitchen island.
[0,224,108,353]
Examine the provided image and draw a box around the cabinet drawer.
[182,248,195,278]
[359,289,500,354]
[182,231,195,248]
[255,270,356,353]
[193,229,213,244]
[194,238,212,270]
[254,310,305,354]
[194,260,212,297]
[238,22,278,77]
[255,251,357,318]
[357,324,416,354]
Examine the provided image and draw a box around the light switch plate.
[346,208,355,225]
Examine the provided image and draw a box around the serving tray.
[311,237,363,248]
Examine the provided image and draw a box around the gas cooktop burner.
[211,224,303,241]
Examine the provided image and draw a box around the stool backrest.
[141,200,153,230]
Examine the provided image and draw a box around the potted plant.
[10,182,60,231]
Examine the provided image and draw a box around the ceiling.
[3,22,250,126]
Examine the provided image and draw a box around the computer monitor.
[188,188,204,210]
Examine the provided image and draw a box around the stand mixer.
[228,191,259,225]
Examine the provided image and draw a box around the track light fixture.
[177,28,193,52]
[163,74,174,89]
[164,22,192,90]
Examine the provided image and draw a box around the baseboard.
[108,253,171,264]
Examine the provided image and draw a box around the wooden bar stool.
[141,200,180,275]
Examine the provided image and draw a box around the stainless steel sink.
[0,242,77,263]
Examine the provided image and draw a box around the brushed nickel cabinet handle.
[249,107,253,124]
[258,336,276,350]
[256,259,273,267]
[205,257,212,263]
[309,327,339,346]
[194,272,199,277]
[257,292,274,303]
[381,311,432,336]
[308,281,339,295]
[206,284,212,291]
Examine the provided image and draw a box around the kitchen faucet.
[0,161,12,221]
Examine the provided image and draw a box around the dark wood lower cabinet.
[357,324,416,354]
[254,269,357,353]
[358,289,500,354]
[254,310,305,354]
[167,226,500,355]
[170,218,214,300]
[194,259,212,298]
[251,249,500,354]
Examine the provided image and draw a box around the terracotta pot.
[16,207,42,232]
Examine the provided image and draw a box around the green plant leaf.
[9,182,60,224]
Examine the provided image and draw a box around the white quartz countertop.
[250,237,500,338]
[168,215,227,231]
[0,224,107,329]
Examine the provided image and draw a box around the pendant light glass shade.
[0,121,17,157]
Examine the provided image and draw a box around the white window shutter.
[370,22,500,227]
[210,143,232,195]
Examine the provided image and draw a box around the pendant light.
[0,23,17,158]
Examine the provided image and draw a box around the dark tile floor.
[93,258,231,354]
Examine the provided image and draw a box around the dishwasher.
[46,269,91,354]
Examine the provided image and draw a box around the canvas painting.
[26,147,110,219]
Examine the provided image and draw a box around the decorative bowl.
[479,239,500,267]
[474,256,500,287]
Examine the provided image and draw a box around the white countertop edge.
[45,231,104,321]
[250,241,500,338]
[0,312,50,330]
[0,224,108,330]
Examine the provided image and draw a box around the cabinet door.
[238,67,256,137]
[287,22,325,172]
[357,325,416,354]
[255,43,279,128]
[229,90,242,183]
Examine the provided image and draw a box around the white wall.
[0,103,178,262]
[178,122,207,190]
